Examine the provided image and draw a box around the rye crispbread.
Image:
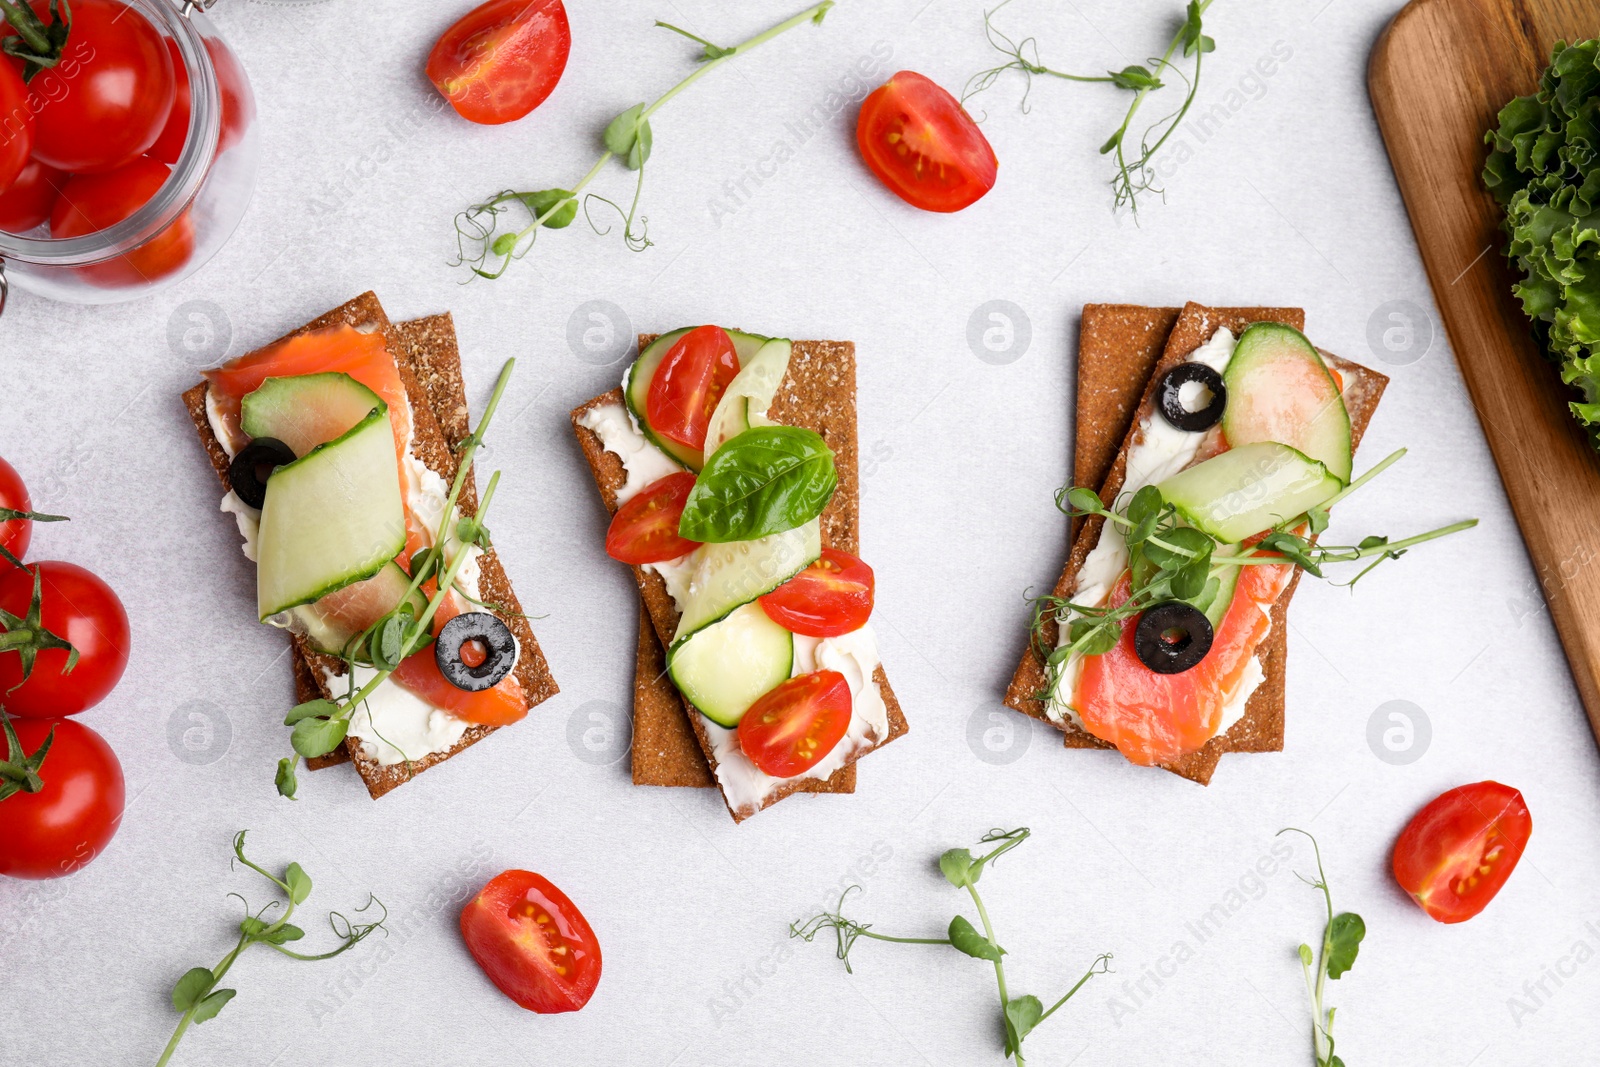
[1004,302,1388,784]
[572,335,903,820]
[183,293,557,798]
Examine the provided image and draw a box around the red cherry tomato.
[427,0,571,125]
[0,158,65,233]
[646,326,741,451]
[148,36,254,165]
[0,456,33,561]
[604,472,701,564]
[460,869,602,1013]
[51,156,195,286]
[856,71,998,213]
[759,549,875,637]
[0,716,125,879]
[0,562,130,717]
[1392,780,1532,924]
[17,0,175,172]
[0,59,31,193]
[737,670,853,777]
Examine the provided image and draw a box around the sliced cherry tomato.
[0,158,65,233]
[605,472,701,564]
[1392,780,1532,924]
[0,456,34,561]
[51,156,195,286]
[0,58,31,193]
[759,549,874,637]
[427,0,571,125]
[389,644,528,727]
[149,36,254,165]
[856,71,997,213]
[0,716,125,879]
[460,868,602,1013]
[11,0,175,172]
[737,670,852,777]
[645,325,740,451]
[0,562,130,717]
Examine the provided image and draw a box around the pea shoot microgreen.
[962,0,1216,215]
[273,360,516,798]
[154,831,386,1067]
[792,828,1111,1065]
[453,1,836,280]
[1279,829,1365,1067]
[1031,448,1477,701]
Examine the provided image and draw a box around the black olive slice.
[436,611,517,692]
[227,437,296,509]
[1133,601,1214,675]
[1156,363,1227,432]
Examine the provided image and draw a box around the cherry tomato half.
[857,71,998,213]
[0,456,33,561]
[1392,780,1532,924]
[51,156,195,286]
[759,549,874,637]
[0,58,32,194]
[460,869,602,1013]
[0,716,125,879]
[737,670,852,777]
[427,0,571,125]
[0,562,131,717]
[148,36,254,165]
[605,472,701,564]
[0,158,65,233]
[18,0,175,173]
[646,326,741,452]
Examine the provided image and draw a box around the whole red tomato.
[148,36,254,165]
[8,0,175,172]
[461,869,602,1012]
[1392,780,1532,924]
[51,156,195,286]
[0,716,125,879]
[0,158,65,233]
[857,71,998,212]
[427,0,571,125]
[0,58,31,194]
[0,562,130,717]
[0,455,33,561]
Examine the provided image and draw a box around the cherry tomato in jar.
[0,716,125,880]
[460,869,602,1013]
[759,549,874,637]
[1392,780,1532,924]
[0,58,32,193]
[604,472,701,564]
[0,455,35,561]
[148,36,254,165]
[0,561,130,717]
[0,158,64,233]
[646,326,741,452]
[857,71,998,213]
[737,670,853,777]
[51,155,194,285]
[427,0,571,125]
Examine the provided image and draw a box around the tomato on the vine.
[427,0,571,125]
[857,71,998,213]
[1392,780,1532,924]
[760,549,874,637]
[738,670,853,777]
[646,326,740,452]
[0,716,125,879]
[0,561,130,717]
[0,158,64,233]
[0,456,34,561]
[148,36,254,165]
[605,472,701,564]
[460,869,602,1013]
[0,58,31,194]
[51,156,195,285]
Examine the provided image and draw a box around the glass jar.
[0,0,259,311]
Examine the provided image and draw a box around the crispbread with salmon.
[1005,302,1388,784]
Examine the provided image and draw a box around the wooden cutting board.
[1370,0,1600,747]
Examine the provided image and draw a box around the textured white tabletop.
[2,0,1593,1064]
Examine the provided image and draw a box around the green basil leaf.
[678,427,837,543]
[948,915,1004,961]
[285,862,312,905]
[519,188,578,229]
[284,698,337,726]
[1003,994,1044,1054]
[171,967,214,1012]
[192,988,235,1024]
[1327,912,1365,979]
[291,716,348,759]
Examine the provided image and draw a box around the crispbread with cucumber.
[572,326,904,821]
[183,294,557,799]
[1006,302,1472,784]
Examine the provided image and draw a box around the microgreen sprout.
[1279,829,1365,1067]
[453,1,836,280]
[792,828,1110,1065]
[273,360,517,798]
[154,831,386,1067]
[962,0,1216,215]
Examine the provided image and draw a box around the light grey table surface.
[2,0,1593,1064]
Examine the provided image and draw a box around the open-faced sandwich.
[1005,302,1474,783]
[184,293,558,799]
[573,325,906,821]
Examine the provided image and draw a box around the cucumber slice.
[256,409,407,619]
[1222,323,1353,483]
[1159,442,1342,544]
[667,601,794,727]
[276,561,426,656]
[704,338,793,458]
[624,327,770,471]
[241,372,385,459]
[671,518,821,644]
